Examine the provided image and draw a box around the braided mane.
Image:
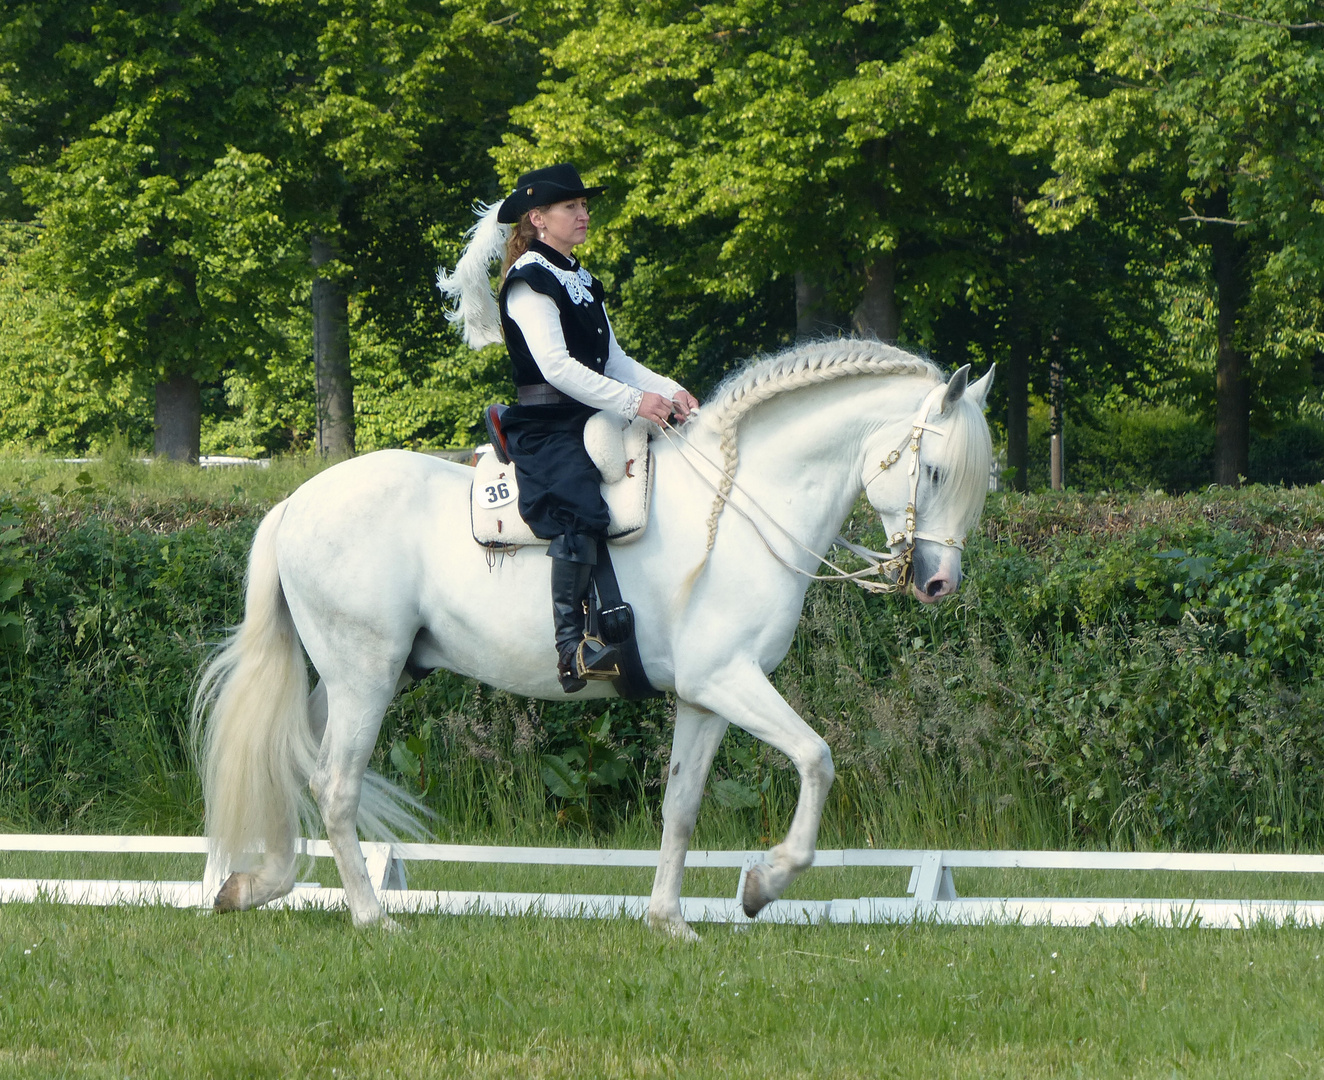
[700,339,941,550]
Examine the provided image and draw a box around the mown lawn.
[2,896,1324,1079]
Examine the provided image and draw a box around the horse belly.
[413,534,620,700]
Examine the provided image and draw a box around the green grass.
[3,900,1324,1078]
[0,449,333,507]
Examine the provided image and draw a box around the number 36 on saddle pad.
[470,413,654,548]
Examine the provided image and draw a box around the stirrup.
[575,636,620,681]
[556,637,619,694]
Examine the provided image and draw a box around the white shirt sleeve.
[506,282,643,418]
[603,311,684,399]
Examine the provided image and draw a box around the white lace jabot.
[511,251,595,306]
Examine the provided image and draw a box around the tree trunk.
[154,373,201,463]
[1004,194,1032,493]
[1005,340,1029,492]
[795,271,839,339]
[1049,353,1064,491]
[312,235,355,457]
[1208,190,1248,486]
[851,252,898,340]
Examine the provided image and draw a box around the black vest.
[499,240,610,389]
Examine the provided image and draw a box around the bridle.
[658,382,967,596]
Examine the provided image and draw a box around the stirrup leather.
[575,636,620,681]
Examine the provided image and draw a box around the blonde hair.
[500,211,543,281]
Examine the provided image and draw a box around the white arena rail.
[4,834,1324,928]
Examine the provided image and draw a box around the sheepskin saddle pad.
[470,413,654,548]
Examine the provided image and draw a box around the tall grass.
[0,446,335,506]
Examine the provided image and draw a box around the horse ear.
[967,364,995,410]
[939,365,971,414]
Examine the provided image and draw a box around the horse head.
[863,364,995,603]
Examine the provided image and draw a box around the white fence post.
[362,842,408,891]
[201,849,224,906]
[907,850,959,902]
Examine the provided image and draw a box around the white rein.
[658,383,965,596]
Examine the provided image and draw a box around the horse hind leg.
[213,818,299,913]
[310,676,410,928]
[647,701,729,942]
[213,679,332,913]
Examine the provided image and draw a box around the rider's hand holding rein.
[670,389,701,423]
[639,389,700,426]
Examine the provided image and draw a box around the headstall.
[660,381,966,596]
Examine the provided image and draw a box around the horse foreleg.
[647,701,729,942]
[309,680,399,929]
[684,662,835,919]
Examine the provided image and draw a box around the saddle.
[470,407,654,548]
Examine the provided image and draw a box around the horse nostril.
[926,577,946,598]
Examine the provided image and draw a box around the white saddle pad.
[471,414,653,547]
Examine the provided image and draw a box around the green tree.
[982,0,1324,485]
[497,0,1176,485]
[498,0,1010,348]
[1,1,309,460]
[1,0,539,459]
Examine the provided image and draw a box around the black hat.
[497,163,607,224]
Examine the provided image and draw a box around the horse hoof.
[350,908,396,930]
[378,915,407,934]
[742,865,772,919]
[647,912,699,943]
[213,872,251,913]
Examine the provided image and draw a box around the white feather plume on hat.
[435,200,509,349]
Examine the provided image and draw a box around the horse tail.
[192,499,316,872]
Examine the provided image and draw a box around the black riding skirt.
[500,403,610,551]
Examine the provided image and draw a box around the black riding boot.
[550,555,619,693]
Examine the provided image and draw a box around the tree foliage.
[0,0,1318,471]
[0,0,540,455]
[978,0,1324,473]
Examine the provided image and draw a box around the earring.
[539,231,545,239]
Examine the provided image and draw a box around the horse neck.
[715,371,937,558]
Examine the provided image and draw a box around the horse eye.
[926,465,941,484]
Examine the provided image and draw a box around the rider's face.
[530,198,590,257]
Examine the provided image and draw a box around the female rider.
[494,164,700,692]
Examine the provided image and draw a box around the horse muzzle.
[911,540,963,603]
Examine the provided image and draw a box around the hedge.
[2,477,1323,852]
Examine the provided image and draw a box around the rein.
[658,383,965,596]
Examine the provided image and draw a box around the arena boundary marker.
[4,834,1324,929]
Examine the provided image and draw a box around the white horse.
[194,339,993,939]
